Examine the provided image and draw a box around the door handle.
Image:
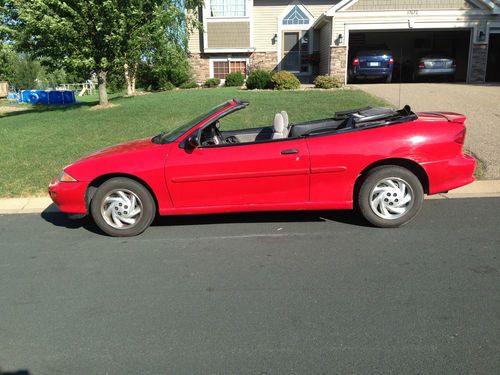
[281,149,299,155]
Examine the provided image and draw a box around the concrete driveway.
[354,83,500,179]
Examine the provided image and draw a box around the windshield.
[158,102,230,143]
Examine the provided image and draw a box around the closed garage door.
[348,29,471,83]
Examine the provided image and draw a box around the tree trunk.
[124,63,133,96]
[124,62,138,96]
[97,70,109,105]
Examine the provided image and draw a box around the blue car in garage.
[349,46,394,83]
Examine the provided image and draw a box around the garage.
[347,29,472,83]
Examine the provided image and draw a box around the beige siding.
[188,27,202,53]
[346,0,473,11]
[253,0,341,52]
[207,22,251,49]
[319,22,332,75]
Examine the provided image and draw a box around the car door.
[165,139,310,208]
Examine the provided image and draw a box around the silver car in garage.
[413,51,456,82]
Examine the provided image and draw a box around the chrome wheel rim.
[369,177,414,220]
[100,189,143,229]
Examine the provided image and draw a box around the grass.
[0,87,387,197]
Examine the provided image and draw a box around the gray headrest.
[281,111,289,127]
[274,113,285,133]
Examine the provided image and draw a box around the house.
[187,0,500,84]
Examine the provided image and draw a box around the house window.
[282,5,309,25]
[210,0,246,17]
[212,59,247,79]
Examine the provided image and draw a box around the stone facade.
[469,44,488,83]
[188,53,211,83]
[250,52,279,71]
[329,46,347,82]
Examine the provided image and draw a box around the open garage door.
[348,29,471,84]
[486,33,500,82]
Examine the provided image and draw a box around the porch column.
[330,46,347,82]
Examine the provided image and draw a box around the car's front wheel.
[357,166,424,228]
[90,177,156,237]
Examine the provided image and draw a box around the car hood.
[74,138,158,163]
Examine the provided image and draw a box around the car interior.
[198,105,416,147]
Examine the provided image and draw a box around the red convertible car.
[49,99,475,236]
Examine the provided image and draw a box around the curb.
[0,180,500,215]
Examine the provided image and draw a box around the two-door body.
[49,99,475,236]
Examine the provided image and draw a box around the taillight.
[389,57,394,65]
[418,62,425,69]
[353,58,360,66]
[454,129,466,145]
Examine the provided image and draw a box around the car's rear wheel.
[385,74,393,83]
[90,177,156,237]
[357,166,424,228]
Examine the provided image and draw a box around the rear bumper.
[48,178,88,214]
[352,67,392,77]
[416,68,455,76]
[423,154,476,195]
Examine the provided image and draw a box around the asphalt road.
[1,198,499,375]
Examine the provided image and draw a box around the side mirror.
[187,135,200,148]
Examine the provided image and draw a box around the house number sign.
[407,10,419,15]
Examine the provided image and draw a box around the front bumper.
[423,153,476,195]
[48,178,88,214]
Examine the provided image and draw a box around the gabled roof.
[325,0,500,15]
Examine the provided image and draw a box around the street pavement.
[1,198,499,375]
[354,83,500,179]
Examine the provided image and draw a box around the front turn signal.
[58,171,78,182]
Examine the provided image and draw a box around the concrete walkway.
[353,83,500,179]
[1,180,499,214]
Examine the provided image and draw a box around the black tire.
[90,177,156,237]
[357,166,424,228]
[385,74,393,83]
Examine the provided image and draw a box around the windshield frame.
[156,101,232,144]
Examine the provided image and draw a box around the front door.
[282,31,310,74]
[165,139,310,208]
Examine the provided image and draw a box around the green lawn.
[0,88,387,197]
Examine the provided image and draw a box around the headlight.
[58,171,78,182]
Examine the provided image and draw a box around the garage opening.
[348,29,471,83]
[486,32,500,82]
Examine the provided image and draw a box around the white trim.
[205,48,255,53]
[326,0,357,16]
[335,9,492,18]
[277,2,315,74]
[209,56,250,79]
[205,16,250,22]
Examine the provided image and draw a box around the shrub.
[179,81,199,89]
[159,80,176,91]
[271,71,300,90]
[314,75,343,89]
[246,69,272,90]
[225,72,245,87]
[204,78,221,88]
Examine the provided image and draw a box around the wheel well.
[354,159,429,202]
[85,173,159,213]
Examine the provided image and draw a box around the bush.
[246,69,272,90]
[314,75,343,89]
[225,72,245,87]
[159,80,176,91]
[179,81,199,89]
[204,78,221,88]
[271,71,300,90]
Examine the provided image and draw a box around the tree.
[5,1,203,104]
[118,0,202,95]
